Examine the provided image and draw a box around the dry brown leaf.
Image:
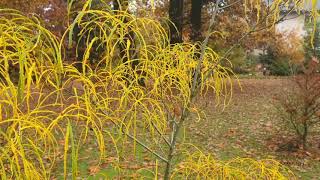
[128,164,141,170]
[173,105,182,118]
[88,165,100,176]
[58,140,65,146]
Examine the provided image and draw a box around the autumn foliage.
[1,0,319,178]
[277,58,320,149]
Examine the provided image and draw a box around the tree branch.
[91,99,169,163]
[220,4,297,62]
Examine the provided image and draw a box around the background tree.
[0,0,67,36]
[190,0,203,42]
[259,31,304,76]
[277,59,320,149]
[169,0,184,43]
[304,20,320,65]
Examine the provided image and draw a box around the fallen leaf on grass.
[100,162,109,169]
[105,157,118,163]
[143,162,157,167]
[128,165,141,170]
[88,166,100,176]
[223,128,237,137]
[216,142,225,149]
[58,140,65,146]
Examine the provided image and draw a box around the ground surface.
[187,77,320,179]
[50,77,320,179]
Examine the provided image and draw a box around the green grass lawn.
[185,78,320,179]
[51,78,320,179]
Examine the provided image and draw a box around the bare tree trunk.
[302,122,308,149]
[114,0,131,64]
[190,0,202,42]
[163,1,221,179]
[169,0,184,44]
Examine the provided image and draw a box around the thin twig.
[220,4,297,61]
[219,0,242,10]
[150,121,171,146]
[92,99,169,163]
[163,1,222,179]
[191,0,222,93]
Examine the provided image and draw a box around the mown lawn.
[51,77,320,179]
[186,77,320,179]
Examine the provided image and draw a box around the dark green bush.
[259,48,300,76]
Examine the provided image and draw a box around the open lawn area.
[187,78,320,179]
[76,78,320,179]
